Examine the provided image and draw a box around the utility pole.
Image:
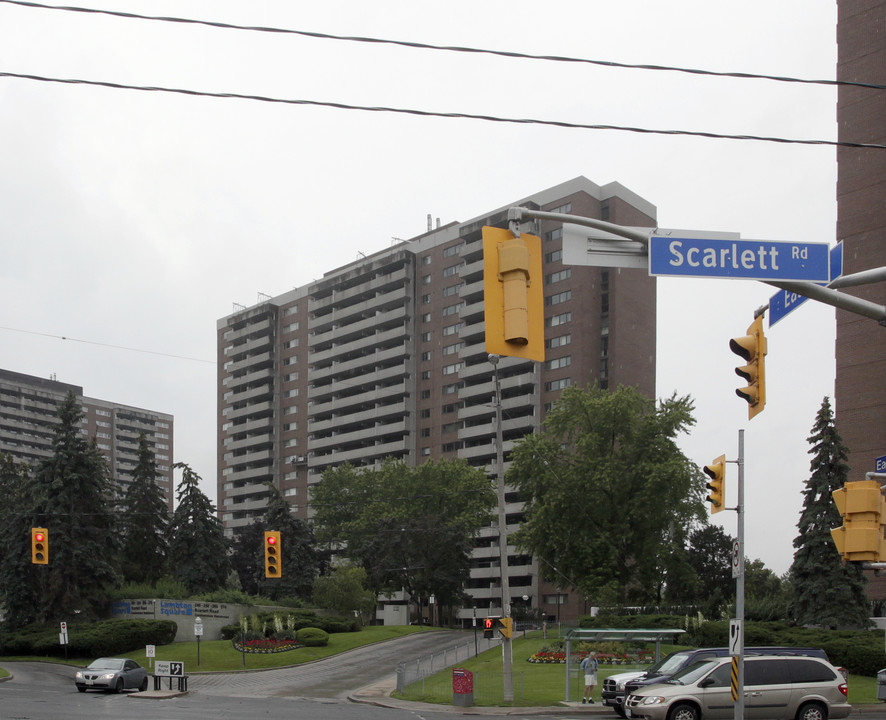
[733,429,746,720]
[490,354,513,702]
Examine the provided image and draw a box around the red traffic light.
[266,535,277,545]
[34,532,45,542]
[483,618,493,629]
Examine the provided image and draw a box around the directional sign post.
[649,236,831,282]
[769,244,844,326]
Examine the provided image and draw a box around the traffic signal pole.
[734,429,746,720]
[490,354,514,702]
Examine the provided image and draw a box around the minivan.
[624,654,850,720]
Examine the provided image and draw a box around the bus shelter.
[563,628,686,702]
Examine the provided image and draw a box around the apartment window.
[420,408,431,418]
[443,402,461,414]
[442,382,461,395]
[421,370,431,380]
[545,227,563,244]
[442,303,463,317]
[422,255,432,265]
[421,389,431,399]
[546,356,571,370]
[422,313,431,323]
[442,421,461,434]
[443,243,462,258]
[422,294,431,304]
[550,202,572,214]
[421,447,431,457]
[443,342,463,356]
[546,268,571,284]
[545,378,572,391]
[442,322,464,336]
[442,263,462,277]
[422,274,432,285]
[96,409,111,417]
[546,290,572,306]
[285,372,299,381]
[422,332,432,342]
[543,593,569,605]
[284,305,299,316]
[286,339,299,348]
[286,321,300,331]
[421,428,431,438]
[545,249,563,263]
[443,363,462,375]
[546,334,571,349]
[546,312,572,327]
[97,421,110,428]
[442,283,462,297]
[422,351,432,361]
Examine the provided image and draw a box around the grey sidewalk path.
[348,674,612,716]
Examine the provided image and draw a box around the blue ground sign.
[649,236,831,282]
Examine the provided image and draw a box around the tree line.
[0,386,869,632]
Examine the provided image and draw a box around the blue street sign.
[876,455,886,474]
[769,243,843,327]
[649,236,831,282]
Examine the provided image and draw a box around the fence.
[395,635,502,692]
[399,670,526,703]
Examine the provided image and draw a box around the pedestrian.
[580,651,598,704]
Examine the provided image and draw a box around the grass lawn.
[394,631,883,708]
[0,625,432,673]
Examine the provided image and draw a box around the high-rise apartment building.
[217,176,657,623]
[0,368,175,510]
[835,2,886,482]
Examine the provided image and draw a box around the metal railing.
[396,635,502,691]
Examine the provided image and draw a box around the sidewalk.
[348,674,613,715]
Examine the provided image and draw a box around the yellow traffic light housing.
[483,226,545,362]
[264,531,281,578]
[730,315,767,420]
[496,617,514,639]
[31,527,48,564]
[831,480,886,562]
[703,455,726,514]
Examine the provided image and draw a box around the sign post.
[194,617,203,667]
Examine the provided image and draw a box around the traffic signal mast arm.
[508,206,886,325]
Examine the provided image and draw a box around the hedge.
[0,619,177,658]
[295,627,329,647]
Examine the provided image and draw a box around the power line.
[1,71,883,149]
[0,324,215,364]
[2,0,883,91]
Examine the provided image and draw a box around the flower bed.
[528,650,566,663]
[232,637,302,654]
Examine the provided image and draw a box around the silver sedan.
[74,657,148,693]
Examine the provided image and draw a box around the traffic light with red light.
[703,455,726,514]
[483,226,545,362]
[730,315,767,419]
[31,527,48,564]
[482,617,495,639]
[264,531,281,578]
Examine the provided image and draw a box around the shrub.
[0,619,177,658]
[296,627,329,647]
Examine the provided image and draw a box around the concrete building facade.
[216,176,657,624]
[0,368,175,510]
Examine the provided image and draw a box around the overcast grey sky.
[0,1,846,575]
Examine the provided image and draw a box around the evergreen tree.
[790,397,869,628]
[33,392,119,621]
[0,453,41,627]
[229,521,266,596]
[120,433,169,584]
[261,482,319,600]
[167,462,230,594]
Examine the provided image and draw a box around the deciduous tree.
[508,385,706,605]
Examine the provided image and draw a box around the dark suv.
[604,646,828,717]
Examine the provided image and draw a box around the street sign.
[769,243,844,326]
[649,235,831,282]
[194,617,203,637]
[731,540,742,579]
[729,619,742,656]
[876,455,886,473]
[155,661,185,677]
[146,645,156,658]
